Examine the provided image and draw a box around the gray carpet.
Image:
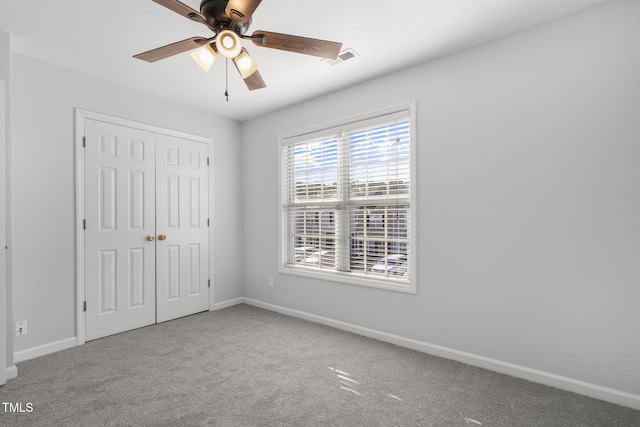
[1,304,638,426]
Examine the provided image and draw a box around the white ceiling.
[0,0,606,122]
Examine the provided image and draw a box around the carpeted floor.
[1,304,639,426]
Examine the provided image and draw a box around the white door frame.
[1,81,7,384]
[75,109,214,345]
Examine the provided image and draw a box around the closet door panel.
[85,120,157,341]
[155,134,209,323]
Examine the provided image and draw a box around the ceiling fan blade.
[134,37,207,62]
[243,70,267,91]
[225,0,262,24]
[152,0,206,23]
[251,31,342,59]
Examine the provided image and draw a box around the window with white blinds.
[280,102,416,292]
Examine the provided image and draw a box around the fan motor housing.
[200,0,251,33]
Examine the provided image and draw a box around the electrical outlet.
[15,320,27,336]
[268,276,274,288]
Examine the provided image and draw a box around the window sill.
[279,264,417,294]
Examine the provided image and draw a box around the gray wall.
[0,31,13,384]
[1,30,13,380]
[10,54,244,354]
[241,0,640,396]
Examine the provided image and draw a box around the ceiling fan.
[134,0,343,94]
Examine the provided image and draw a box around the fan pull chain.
[224,58,229,102]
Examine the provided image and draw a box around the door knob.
[158,234,167,241]
[146,234,155,242]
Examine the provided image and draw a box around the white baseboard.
[243,298,640,411]
[14,337,78,363]
[211,297,245,311]
[12,299,244,363]
[6,364,17,380]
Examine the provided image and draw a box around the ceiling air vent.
[322,48,359,66]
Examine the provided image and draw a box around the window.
[280,102,416,292]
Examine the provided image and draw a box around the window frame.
[278,101,417,293]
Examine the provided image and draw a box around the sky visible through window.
[293,120,410,188]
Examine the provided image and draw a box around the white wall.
[0,32,8,384]
[241,0,640,399]
[0,31,16,379]
[10,53,244,354]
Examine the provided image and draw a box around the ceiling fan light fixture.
[135,0,344,93]
[190,43,217,72]
[216,30,242,59]
[233,48,259,79]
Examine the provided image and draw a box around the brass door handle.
[158,234,167,241]
[146,235,155,242]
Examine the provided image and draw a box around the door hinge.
[83,301,87,312]
[208,279,211,288]
[83,219,87,230]
[207,157,210,166]
[207,218,210,227]
[82,136,86,148]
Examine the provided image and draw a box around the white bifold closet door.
[155,134,209,323]
[84,119,209,341]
